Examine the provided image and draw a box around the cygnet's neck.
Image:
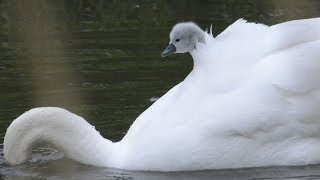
[183,50,209,88]
[189,33,212,71]
[190,50,202,70]
[189,45,211,75]
[185,38,218,91]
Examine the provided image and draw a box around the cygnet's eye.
[175,39,180,42]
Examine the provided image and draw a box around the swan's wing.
[198,40,320,140]
[256,18,320,93]
[215,18,320,54]
[208,18,320,93]
[213,18,270,59]
[269,18,320,52]
[215,19,269,40]
[214,39,320,139]
[253,40,320,94]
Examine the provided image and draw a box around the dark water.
[1,0,320,179]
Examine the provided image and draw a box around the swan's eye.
[175,39,180,42]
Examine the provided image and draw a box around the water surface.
[1,0,320,179]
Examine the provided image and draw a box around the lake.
[1,0,320,179]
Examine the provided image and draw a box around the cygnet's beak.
[161,43,176,57]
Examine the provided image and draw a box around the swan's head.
[161,22,205,57]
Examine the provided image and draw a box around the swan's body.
[4,18,320,171]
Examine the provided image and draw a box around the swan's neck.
[189,41,214,74]
[187,50,209,83]
[4,107,118,167]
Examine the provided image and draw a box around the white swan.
[4,18,320,171]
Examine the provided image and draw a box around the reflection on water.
[0,0,320,179]
[2,157,320,179]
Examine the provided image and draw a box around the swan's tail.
[4,107,114,167]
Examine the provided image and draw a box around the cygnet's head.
[161,22,205,57]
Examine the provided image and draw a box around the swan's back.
[215,18,320,54]
[190,18,320,93]
[270,18,320,51]
[124,18,320,136]
[120,18,320,170]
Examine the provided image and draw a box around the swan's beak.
[161,43,176,57]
